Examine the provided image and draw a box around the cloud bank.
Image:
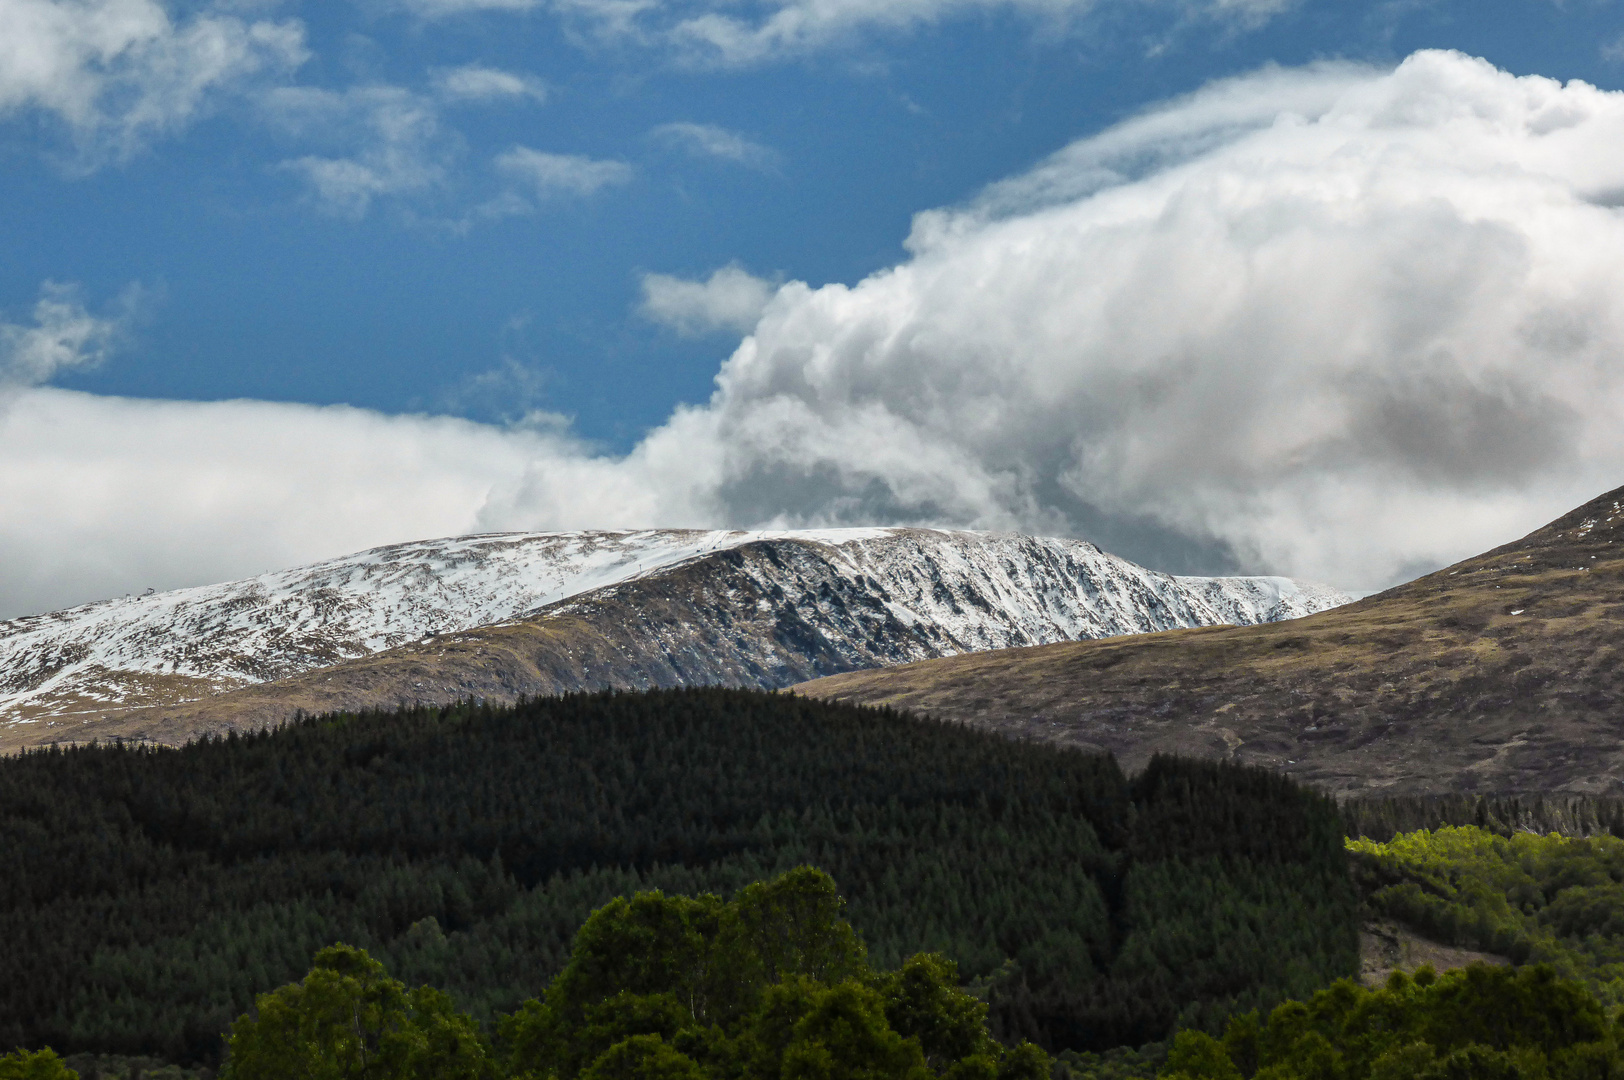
[9,50,1624,616]
[0,390,561,618]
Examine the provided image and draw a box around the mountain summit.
[0,527,1346,753]
[799,487,1624,797]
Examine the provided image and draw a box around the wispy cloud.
[0,0,307,167]
[1182,0,1297,29]
[392,0,540,14]
[581,0,1299,67]
[431,64,547,103]
[263,85,451,217]
[651,121,779,169]
[640,265,776,335]
[1,281,143,395]
[384,0,1299,67]
[442,355,562,423]
[495,145,633,198]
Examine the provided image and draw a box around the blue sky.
[8,0,1620,438]
[3,0,1624,616]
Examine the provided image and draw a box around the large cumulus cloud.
[6,49,1624,617]
[490,50,1624,589]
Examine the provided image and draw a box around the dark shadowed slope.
[798,487,1624,797]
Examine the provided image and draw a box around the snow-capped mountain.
[0,528,1349,747]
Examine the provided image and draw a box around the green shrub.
[1349,825,1624,1003]
[1155,964,1622,1080]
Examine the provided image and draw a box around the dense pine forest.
[0,689,1358,1067]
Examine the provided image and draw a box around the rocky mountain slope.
[0,528,1346,752]
[798,487,1624,798]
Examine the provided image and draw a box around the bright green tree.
[222,944,493,1080]
[579,1035,707,1080]
[500,892,719,1077]
[772,980,929,1080]
[1161,1032,1240,1080]
[0,1049,77,1080]
[878,954,994,1071]
[504,867,876,1078]
[992,1042,1050,1080]
[712,867,869,1021]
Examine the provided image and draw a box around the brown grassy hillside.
[797,487,1624,796]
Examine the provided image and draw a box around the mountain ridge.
[0,527,1347,753]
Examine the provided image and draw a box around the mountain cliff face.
[797,488,1624,798]
[0,527,1347,752]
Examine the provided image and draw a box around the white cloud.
[960,59,1373,219]
[365,0,1299,66]
[0,388,560,618]
[442,356,556,420]
[498,49,1624,591]
[431,64,547,103]
[12,50,1624,616]
[263,85,449,217]
[594,0,1295,66]
[651,121,778,169]
[395,0,539,14]
[1199,0,1293,24]
[0,0,306,164]
[641,265,777,335]
[0,282,138,393]
[495,145,632,197]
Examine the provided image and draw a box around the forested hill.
[0,689,1357,1066]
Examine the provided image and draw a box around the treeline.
[1158,964,1624,1079]
[1343,793,1624,842]
[0,689,1357,1065]
[20,857,1624,1080]
[230,867,1049,1080]
[5,868,1051,1080]
[1349,824,1624,1006]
